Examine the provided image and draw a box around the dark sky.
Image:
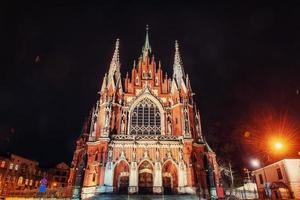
[1,1,300,169]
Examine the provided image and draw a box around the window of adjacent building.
[277,168,283,180]
[258,174,263,184]
[29,179,33,186]
[0,161,5,168]
[9,163,14,170]
[15,164,19,171]
[18,176,23,185]
[130,98,161,135]
[25,179,29,185]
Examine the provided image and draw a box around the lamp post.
[250,158,271,199]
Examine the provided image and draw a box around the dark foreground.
[90,194,200,200]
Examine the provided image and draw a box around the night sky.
[1,1,300,171]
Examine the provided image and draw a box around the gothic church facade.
[68,29,222,199]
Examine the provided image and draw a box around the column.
[178,161,188,193]
[128,162,138,194]
[153,161,163,194]
[102,161,114,192]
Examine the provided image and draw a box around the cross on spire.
[142,25,152,60]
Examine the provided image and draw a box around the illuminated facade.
[253,159,300,199]
[69,28,222,199]
[0,154,46,196]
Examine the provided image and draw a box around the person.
[39,177,47,193]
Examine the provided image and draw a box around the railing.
[5,186,74,198]
[224,187,259,200]
[111,134,180,141]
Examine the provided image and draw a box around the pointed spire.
[142,25,152,60]
[106,39,122,91]
[173,40,185,88]
[108,39,120,77]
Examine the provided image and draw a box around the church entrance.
[138,161,153,194]
[113,160,130,194]
[162,161,178,194]
[163,176,172,194]
[118,175,129,194]
[139,172,153,194]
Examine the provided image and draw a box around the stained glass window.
[130,98,161,135]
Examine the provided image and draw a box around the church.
[68,28,223,199]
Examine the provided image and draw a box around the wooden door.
[139,172,153,194]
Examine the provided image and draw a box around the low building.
[0,154,46,196]
[253,159,300,199]
[48,162,70,188]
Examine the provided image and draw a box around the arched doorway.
[138,161,153,194]
[162,160,178,194]
[113,160,129,194]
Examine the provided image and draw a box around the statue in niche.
[120,149,125,159]
[143,145,149,159]
[179,148,183,161]
[155,162,160,170]
[167,148,172,159]
[104,103,112,128]
[132,150,136,162]
[155,148,160,161]
[120,116,126,134]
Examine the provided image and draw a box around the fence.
[224,187,259,199]
[4,186,74,198]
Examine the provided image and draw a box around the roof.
[253,158,300,173]
[55,162,70,170]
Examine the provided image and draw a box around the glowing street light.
[274,141,283,150]
[250,159,260,168]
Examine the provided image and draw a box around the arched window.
[18,176,23,185]
[130,98,161,135]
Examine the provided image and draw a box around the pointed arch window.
[130,98,161,135]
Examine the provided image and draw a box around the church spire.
[142,25,152,60]
[172,40,185,88]
[108,39,120,77]
[106,39,122,90]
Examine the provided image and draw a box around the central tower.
[69,27,222,199]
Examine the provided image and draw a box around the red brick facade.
[69,29,222,199]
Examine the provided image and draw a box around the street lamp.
[250,159,260,168]
[250,158,271,199]
[274,141,283,150]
